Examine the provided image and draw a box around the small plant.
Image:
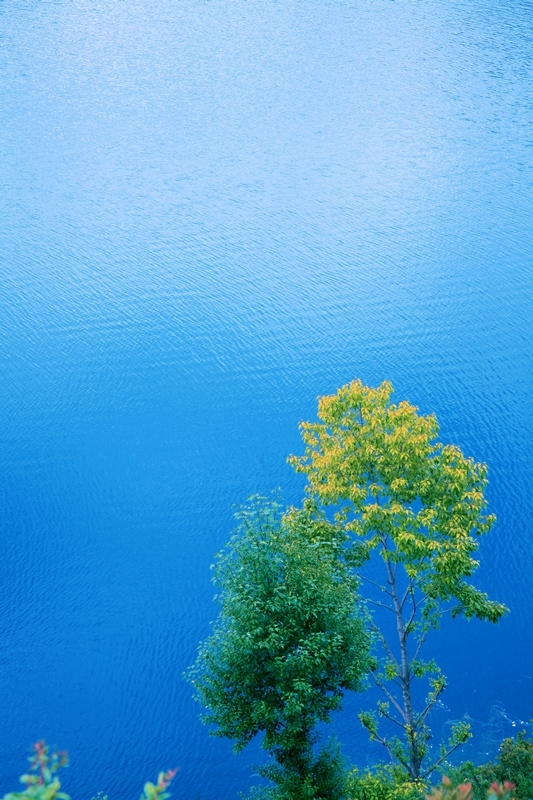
[139,770,178,800]
[426,777,516,800]
[486,783,517,800]
[2,741,69,800]
[1,742,177,800]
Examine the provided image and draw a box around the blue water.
[1,0,532,797]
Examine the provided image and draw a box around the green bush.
[347,732,533,800]
[443,732,533,800]
[441,761,495,800]
[496,733,533,800]
[347,765,425,800]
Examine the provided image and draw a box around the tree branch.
[366,728,412,775]
[412,601,441,662]
[414,686,444,728]
[368,620,400,668]
[378,707,407,730]
[421,739,467,781]
[371,673,407,722]
[359,574,393,598]
[366,599,395,612]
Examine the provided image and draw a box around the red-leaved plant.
[427,776,515,800]
[1,742,178,800]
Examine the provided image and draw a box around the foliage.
[255,738,349,800]
[495,733,533,800]
[189,496,370,800]
[289,380,507,780]
[439,763,495,800]
[2,742,69,800]
[444,732,533,800]
[139,769,178,800]
[347,767,518,800]
[1,742,177,800]
[347,765,425,800]
[427,776,515,800]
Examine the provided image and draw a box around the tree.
[188,497,370,800]
[289,380,507,782]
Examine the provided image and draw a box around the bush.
[496,733,533,800]
[347,731,533,800]
[443,732,533,800]
[441,762,496,800]
[426,775,515,800]
[347,766,425,800]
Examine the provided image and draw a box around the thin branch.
[359,574,393,598]
[400,582,412,611]
[412,601,442,662]
[404,598,419,635]
[400,577,420,611]
[366,599,395,613]
[411,632,428,664]
[368,620,400,668]
[368,726,412,773]
[378,707,407,730]
[421,740,467,781]
[414,688,444,727]
[371,673,407,721]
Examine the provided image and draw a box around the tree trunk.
[384,552,422,780]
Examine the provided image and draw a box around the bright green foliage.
[1,742,177,800]
[347,767,517,800]
[189,496,370,800]
[347,766,425,800]
[289,380,507,780]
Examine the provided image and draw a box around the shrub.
[443,732,533,800]
[495,733,533,800]
[347,765,425,800]
[426,776,515,800]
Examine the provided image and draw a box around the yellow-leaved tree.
[289,380,507,782]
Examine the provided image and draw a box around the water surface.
[1,1,532,797]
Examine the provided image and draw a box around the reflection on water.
[0,1,531,798]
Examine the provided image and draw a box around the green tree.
[189,497,370,800]
[289,380,507,782]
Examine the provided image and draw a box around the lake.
[0,1,531,798]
